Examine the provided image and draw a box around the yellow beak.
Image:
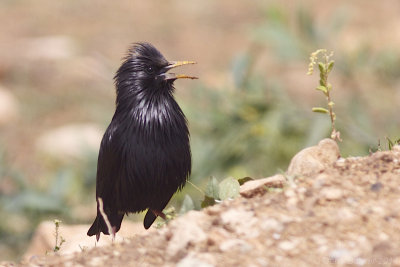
[162,61,198,80]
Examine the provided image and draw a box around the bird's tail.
[143,210,157,229]
[87,211,124,241]
[143,196,172,229]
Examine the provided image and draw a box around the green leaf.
[201,195,216,208]
[386,137,394,150]
[315,85,327,93]
[205,176,219,199]
[218,177,240,200]
[237,176,254,185]
[179,194,195,215]
[327,61,334,73]
[388,139,394,150]
[312,107,329,114]
[318,62,325,73]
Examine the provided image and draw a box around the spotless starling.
[87,42,197,241]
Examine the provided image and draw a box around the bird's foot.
[151,209,166,220]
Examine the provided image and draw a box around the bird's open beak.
[161,61,198,81]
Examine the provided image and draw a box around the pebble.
[219,239,252,252]
[239,175,286,198]
[337,207,355,221]
[287,138,340,177]
[177,255,215,267]
[260,218,283,232]
[320,187,343,200]
[272,233,281,240]
[278,240,298,251]
[329,248,353,264]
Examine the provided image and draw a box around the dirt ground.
[1,1,400,264]
[2,141,398,267]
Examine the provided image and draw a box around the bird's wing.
[95,122,122,200]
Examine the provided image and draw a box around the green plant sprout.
[155,206,177,228]
[386,136,400,150]
[200,176,243,208]
[307,49,342,142]
[53,219,65,252]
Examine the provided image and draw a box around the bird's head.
[115,43,197,98]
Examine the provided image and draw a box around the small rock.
[337,207,355,221]
[239,174,286,198]
[220,209,254,226]
[334,157,346,167]
[370,182,383,192]
[285,188,299,206]
[287,138,340,177]
[287,196,298,207]
[89,256,108,267]
[354,257,367,266]
[278,240,298,251]
[112,251,120,257]
[177,255,215,267]
[310,234,327,246]
[329,248,353,264]
[313,174,328,189]
[284,188,296,198]
[371,206,385,216]
[260,218,283,232]
[379,232,389,241]
[219,239,252,252]
[320,187,343,200]
[272,233,281,240]
[346,197,358,206]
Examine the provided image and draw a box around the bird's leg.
[151,209,166,220]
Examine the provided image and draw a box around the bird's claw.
[151,209,167,220]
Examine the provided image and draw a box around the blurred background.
[0,0,399,260]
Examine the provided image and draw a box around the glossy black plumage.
[87,43,195,240]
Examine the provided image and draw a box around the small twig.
[97,197,115,240]
[187,180,205,195]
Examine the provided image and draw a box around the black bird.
[87,42,196,241]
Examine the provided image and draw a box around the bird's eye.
[145,65,155,74]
